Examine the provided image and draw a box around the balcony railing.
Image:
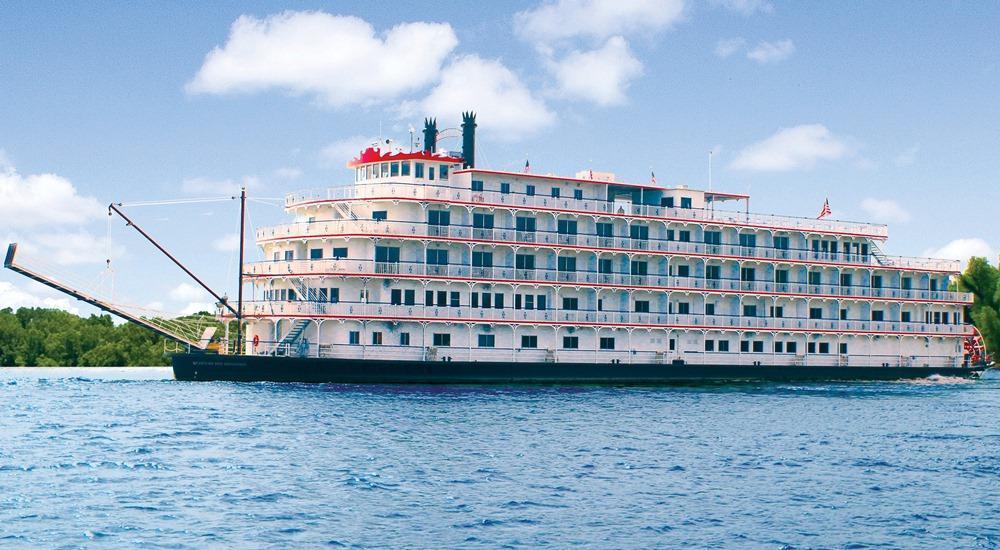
[285,181,890,238]
[243,259,974,303]
[239,300,970,337]
[255,219,961,272]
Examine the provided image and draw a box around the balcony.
[285,181,891,239]
[243,259,974,303]
[255,218,959,272]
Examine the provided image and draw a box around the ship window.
[436,290,447,307]
[901,277,912,290]
[740,341,750,353]
[516,216,536,232]
[704,339,715,352]
[902,311,911,322]
[676,265,689,277]
[526,185,535,196]
[310,248,323,260]
[629,225,648,240]
[367,165,375,179]
[391,289,402,305]
[666,229,675,241]
[562,297,579,310]
[284,250,294,261]
[807,342,816,354]
[404,289,414,305]
[432,333,450,347]
[450,292,460,308]
[473,213,494,228]
[839,343,848,354]
[372,210,387,221]
[599,337,615,350]
[563,336,579,349]
[704,231,721,245]
[537,295,547,310]
[840,308,848,320]
[718,340,729,352]
[494,293,504,309]
[400,333,410,346]
[776,270,789,284]
[740,267,756,282]
[809,271,821,285]
[478,334,495,348]
[706,265,720,280]
[872,275,883,288]
[329,288,339,303]
[471,293,479,308]
[500,182,510,194]
[630,261,647,276]
[471,180,484,192]
[481,293,491,308]
[596,222,613,238]
[679,230,691,242]
[557,256,576,272]
[681,197,692,209]
[598,258,612,274]
[705,303,715,315]
[390,162,399,177]
[415,162,425,178]
[428,166,435,180]
[677,302,690,315]
[349,331,360,345]
[787,342,797,353]
[371,332,383,345]
[752,341,764,353]
[662,197,675,208]
[634,300,649,313]
[551,187,560,198]
[872,310,884,321]
[472,251,493,267]
[819,343,830,354]
[401,162,411,176]
[739,233,756,248]
[743,305,757,317]
[557,219,577,234]
[381,163,389,177]
[574,189,583,200]
[375,246,399,263]
[809,307,823,319]
[521,335,538,348]
[440,165,449,180]
[427,210,450,226]
[426,249,449,265]
[774,341,784,353]
[515,254,535,270]
[773,306,784,318]
[332,247,348,259]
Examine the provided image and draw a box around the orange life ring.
[252,334,260,348]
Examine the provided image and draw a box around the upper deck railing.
[255,219,960,273]
[285,181,890,239]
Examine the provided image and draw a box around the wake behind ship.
[173,112,984,382]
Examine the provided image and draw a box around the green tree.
[957,257,1000,360]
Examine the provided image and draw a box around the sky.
[1,0,998,316]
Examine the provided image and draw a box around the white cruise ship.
[195,112,979,383]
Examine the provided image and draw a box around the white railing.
[239,300,970,337]
[254,218,961,273]
[285,181,890,238]
[243,259,974,303]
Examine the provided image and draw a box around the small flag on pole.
[817,198,832,219]
[524,159,530,173]
[650,171,657,185]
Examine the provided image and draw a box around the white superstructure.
[240,116,973,368]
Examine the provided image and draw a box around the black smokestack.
[422,118,437,154]
[461,111,476,169]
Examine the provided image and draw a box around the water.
[1,368,998,548]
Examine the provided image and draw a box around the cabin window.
[400,333,410,346]
[819,343,830,354]
[380,163,389,177]
[705,340,715,352]
[426,249,449,265]
[809,271,821,285]
[563,336,579,349]
[432,333,451,347]
[743,305,757,317]
[557,219,577,234]
[718,340,729,352]
[390,162,399,177]
[872,310,885,321]
[310,248,323,260]
[473,213,494,228]
[752,341,764,353]
[574,189,583,200]
[774,341,784,353]
[562,297,579,310]
[348,331,360,345]
[415,162,425,178]
[332,247,348,259]
[809,307,823,319]
[598,258,613,274]
[839,343,848,354]
[596,222,613,238]
[515,216,536,232]
[372,210,387,221]
[680,197,692,208]
[375,246,399,263]
[679,230,691,242]
[705,303,715,315]
[526,185,535,196]
[634,300,650,313]
[478,334,495,348]
[500,182,510,194]
[427,210,450,225]
[773,236,789,250]
[471,180,484,191]
[521,335,538,348]
[704,231,721,245]
[329,288,339,303]
[786,342,797,353]
[428,166,435,180]
[551,187,560,198]
[706,265,721,280]
[739,233,757,248]
[662,197,675,208]
[629,225,649,240]
[284,250,294,261]
[902,311,911,322]
[371,332,383,345]
[599,337,615,350]
[440,165,449,180]
[401,162,411,176]
[472,251,493,267]
[557,256,576,272]
[515,254,535,270]
[676,265,690,277]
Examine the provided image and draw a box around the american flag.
[817,198,832,219]
[651,171,656,185]
[524,159,530,173]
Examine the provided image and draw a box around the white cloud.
[169,282,210,302]
[319,135,378,168]
[181,175,258,196]
[715,37,745,58]
[514,0,685,43]
[26,231,124,266]
[402,55,556,139]
[186,12,458,107]
[272,167,302,180]
[893,145,919,167]
[730,124,850,172]
[923,238,996,269]
[860,198,912,223]
[710,0,774,16]
[179,302,216,316]
[0,164,104,229]
[212,232,241,252]
[747,39,795,64]
[0,281,81,314]
[548,36,643,106]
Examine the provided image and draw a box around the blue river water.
[1,368,998,548]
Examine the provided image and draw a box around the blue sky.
[1,0,998,316]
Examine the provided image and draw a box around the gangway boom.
[4,243,209,350]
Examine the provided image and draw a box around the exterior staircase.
[276,319,310,356]
[334,201,358,220]
[870,242,889,266]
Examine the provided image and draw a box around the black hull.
[172,354,981,384]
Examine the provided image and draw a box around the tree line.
[957,257,1000,362]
